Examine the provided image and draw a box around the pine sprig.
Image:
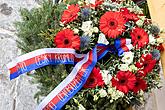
[15,0,68,103]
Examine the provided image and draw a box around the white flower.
[121,52,134,64]
[59,22,64,26]
[139,16,146,20]
[81,21,93,36]
[136,20,144,27]
[139,90,144,96]
[73,28,79,34]
[93,27,99,33]
[66,25,71,28]
[85,0,95,4]
[108,87,124,103]
[100,70,112,85]
[99,89,107,98]
[97,33,109,45]
[129,64,138,72]
[118,64,129,71]
[78,1,83,5]
[149,34,156,45]
[78,104,86,110]
[157,37,164,44]
[93,95,99,101]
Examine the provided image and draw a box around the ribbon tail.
[36,47,97,110]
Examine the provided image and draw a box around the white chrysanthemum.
[121,52,134,64]
[118,64,129,71]
[97,33,109,45]
[99,89,107,98]
[149,34,156,45]
[81,21,93,36]
[100,70,112,85]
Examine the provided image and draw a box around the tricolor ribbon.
[7,44,113,110]
[114,38,133,56]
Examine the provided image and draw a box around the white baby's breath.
[100,70,112,85]
[129,64,138,72]
[93,95,99,101]
[136,20,144,27]
[93,27,99,33]
[118,64,129,71]
[108,87,124,103]
[85,0,96,5]
[99,89,107,98]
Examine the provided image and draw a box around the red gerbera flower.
[132,78,147,93]
[54,29,80,50]
[131,27,149,48]
[84,67,104,88]
[61,4,80,24]
[99,11,126,38]
[120,8,139,22]
[111,71,136,94]
[135,53,157,76]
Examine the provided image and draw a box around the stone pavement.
[0,0,39,110]
[0,0,165,110]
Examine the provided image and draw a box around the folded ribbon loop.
[114,38,133,56]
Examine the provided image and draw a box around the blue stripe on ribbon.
[10,59,74,80]
[52,47,97,110]
[117,48,124,56]
[114,39,121,49]
[97,43,116,60]
[97,44,109,60]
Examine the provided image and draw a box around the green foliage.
[15,0,66,53]
[15,0,68,103]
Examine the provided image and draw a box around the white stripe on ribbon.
[126,44,133,50]
[7,48,76,69]
[35,52,89,110]
[126,39,131,45]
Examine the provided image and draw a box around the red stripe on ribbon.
[121,45,129,52]
[120,38,126,46]
[9,53,75,74]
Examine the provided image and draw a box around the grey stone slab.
[0,0,39,110]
